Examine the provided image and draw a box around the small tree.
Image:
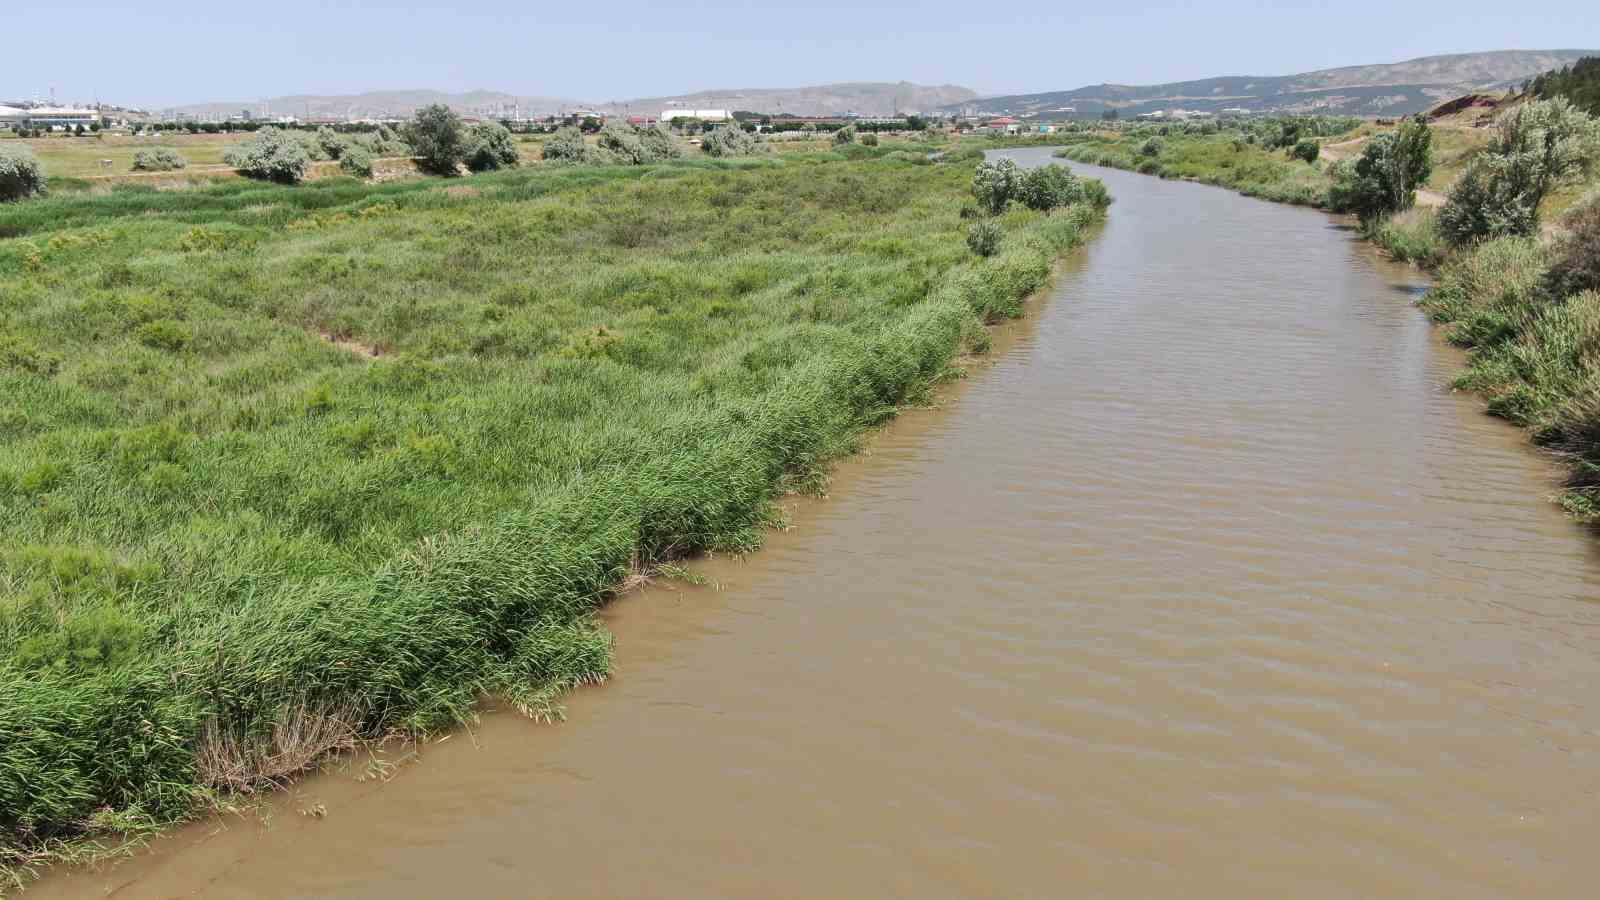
[860,132,879,147]
[971,157,1019,215]
[832,124,857,145]
[906,115,927,132]
[1138,137,1163,158]
[0,144,46,202]
[1291,139,1320,164]
[1328,117,1432,222]
[406,104,466,175]
[464,121,520,171]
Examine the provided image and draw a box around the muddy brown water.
[35,151,1600,899]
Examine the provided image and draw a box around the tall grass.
[0,151,1105,880]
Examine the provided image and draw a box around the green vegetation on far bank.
[0,146,1107,882]
[1042,100,1600,523]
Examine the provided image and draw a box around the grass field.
[0,148,1105,878]
[0,132,239,177]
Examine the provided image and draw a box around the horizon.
[6,1,1598,109]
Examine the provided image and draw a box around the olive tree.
[406,104,466,175]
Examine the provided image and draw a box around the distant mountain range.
[939,50,1600,118]
[167,82,978,120]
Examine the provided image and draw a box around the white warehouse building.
[660,108,731,123]
[0,105,102,129]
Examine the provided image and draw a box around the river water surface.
[36,151,1600,898]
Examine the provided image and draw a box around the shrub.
[701,125,764,158]
[1544,195,1600,297]
[1328,117,1432,222]
[0,144,46,202]
[832,125,857,146]
[1438,98,1599,245]
[860,132,879,147]
[1138,137,1163,158]
[406,104,466,175]
[966,221,1002,257]
[131,148,187,172]
[1291,139,1320,164]
[1368,207,1444,267]
[464,122,520,172]
[1016,163,1081,211]
[339,145,374,178]
[540,127,593,165]
[972,157,1019,215]
[595,122,681,165]
[315,126,348,161]
[223,128,311,184]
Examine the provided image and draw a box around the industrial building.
[0,104,102,129]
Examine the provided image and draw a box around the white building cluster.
[0,104,102,129]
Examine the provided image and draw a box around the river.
[33,149,1600,899]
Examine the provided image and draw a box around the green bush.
[1438,98,1599,245]
[1291,139,1320,164]
[595,122,681,165]
[131,148,187,172]
[1545,195,1600,297]
[223,129,312,184]
[1138,137,1163,158]
[860,132,879,147]
[406,104,466,176]
[0,145,45,202]
[832,125,856,146]
[541,127,593,165]
[972,157,1019,215]
[1328,117,1432,222]
[339,145,375,178]
[1015,163,1081,211]
[966,220,1002,256]
[702,126,764,158]
[464,122,520,172]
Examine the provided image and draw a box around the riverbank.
[33,151,1600,900]
[0,151,1107,887]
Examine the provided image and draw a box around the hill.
[596,82,977,118]
[168,82,978,121]
[942,50,1600,118]
[165,89,574,120]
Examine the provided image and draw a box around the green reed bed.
[0,151,1105,881]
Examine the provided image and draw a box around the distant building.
[983,116,1021,134]
[0,105,100,129]
[661,108,730,124]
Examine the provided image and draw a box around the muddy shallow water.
[35,151,1600,898]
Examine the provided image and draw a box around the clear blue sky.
[5,0,1598,108]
